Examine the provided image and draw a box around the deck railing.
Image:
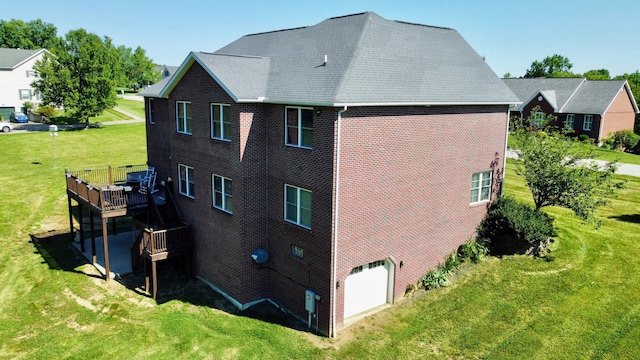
[66,164,149,212]
[141,225,192,256]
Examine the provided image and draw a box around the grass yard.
[1,127,639,358]
[114,98,145,119]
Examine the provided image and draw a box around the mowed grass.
[1,127,639,359]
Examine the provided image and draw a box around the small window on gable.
[285,107,313,148]
[176,101,192,134]
[583,115,593,131]
[470,171,492,204]
[26,70,37,78]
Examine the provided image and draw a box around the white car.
[1,122,13,133]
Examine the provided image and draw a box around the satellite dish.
[251,248,269,264]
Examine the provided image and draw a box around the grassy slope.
[1,127,639,358]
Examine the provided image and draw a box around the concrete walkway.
[506,149,640,177]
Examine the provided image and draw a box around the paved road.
[506,149,640,177]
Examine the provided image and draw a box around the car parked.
[10,112,28,123]
[1,122,12,133]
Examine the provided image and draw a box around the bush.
[457,239,487,263]
[605,130,640,152]
[36,105,56,120]
[477,196,554,256]
[578,134,590,142]
[421,267,450,290]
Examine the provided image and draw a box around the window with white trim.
[212,174,232,213]
[211,103,231,141]
[19,89,32,100]
[285,107,313,148]
[470,171,492,204]
[176,101,192,134]
[284,184,312,229]
[531,111,545,127]
[178,164,195,198]
[583,115,593,131]
[148,98,155,124]
[291,244,304,259]
[26,70,37,78]
[564,114,575,130]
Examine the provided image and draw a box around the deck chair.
[139,170,157,195]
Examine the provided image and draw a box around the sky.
[3,0,639,78]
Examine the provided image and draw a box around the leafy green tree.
[524,54,578,78]
[510,109,622,226]
[614,71,640,135]
[583,69,610,80]
[127,46,160,89]
[32,29,117,125]
[0,19,60,49]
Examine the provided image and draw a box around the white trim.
[564,114,575,130]
[176,101,192,135]
[285,106,313,149]
[148,98,155,124]
[212,174,233,213]
[470,171,492,204]
[178,163,195,198]
[284,184,312,229]
[210,103,231,141]
[331,106,347,338]
[583,114,593,131]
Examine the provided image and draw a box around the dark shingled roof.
[0,48,45,69]
[503,78,639,115]
[148,12,519,106]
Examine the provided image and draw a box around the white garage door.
[344,260,390,319]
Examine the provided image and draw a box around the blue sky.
[4,0,639,78]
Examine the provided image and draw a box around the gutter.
[331,106,348,338]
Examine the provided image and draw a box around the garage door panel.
[344,261,390,319]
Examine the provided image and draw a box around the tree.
[614,71,640,135]
[524,54,577,78]
[32,29,117,125]
[0,19,60,49]
[583,69,610,80]
[113,45,160,90]
[510,109,622,226]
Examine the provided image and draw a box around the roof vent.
[323,55,328,66]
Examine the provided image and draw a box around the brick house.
[503,78,639,141]
[139,12,519,336]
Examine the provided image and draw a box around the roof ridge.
[394,20,453,30]
[558,78,586,112]
[201,52,264,60]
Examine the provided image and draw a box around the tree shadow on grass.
[609,214,640,224]
[30,230,310,334]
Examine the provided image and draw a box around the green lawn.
[114,98,145,119]
[1,127,639,358]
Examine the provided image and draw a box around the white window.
[26,70,37,77]
[284,184,312,229]
[211,103,231,141]
[19,89,32,100]
[148,98,155,124]
[583,115,593,131]
[176,101,192,134]
[564,114,575,130]
[470,171,492,204]
[212,174,232,213]
[531,111,545,127]
[285,107,313,148]
[291,244,304,259]
[178,164,194,198]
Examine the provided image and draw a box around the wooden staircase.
[131,188,192,299]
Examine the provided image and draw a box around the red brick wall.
[332,105,508,329]
[600,86,636,139]
[153,61,269,304]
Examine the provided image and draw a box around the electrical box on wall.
[305,289,316,313]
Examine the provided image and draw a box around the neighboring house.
[0,48,48,119]
[503,78,639,141]
[138,12,519,336]
[154,64,178,79]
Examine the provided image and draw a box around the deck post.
[108,165,113,185]
[90,211,96,264]
[67,196,74,243]
[152,260,158,299]
[102,217,110,280]
[78,205,85,251]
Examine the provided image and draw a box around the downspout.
[331,106,347,338]
[501,108,511,196]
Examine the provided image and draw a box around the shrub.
[457,238,487,263]
[421,266,450,290]
[36,105,56,120]
[605,130,640,152]
[578,134,590,142]
[477,196,554,256]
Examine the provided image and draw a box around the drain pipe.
[331,106,347,338]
